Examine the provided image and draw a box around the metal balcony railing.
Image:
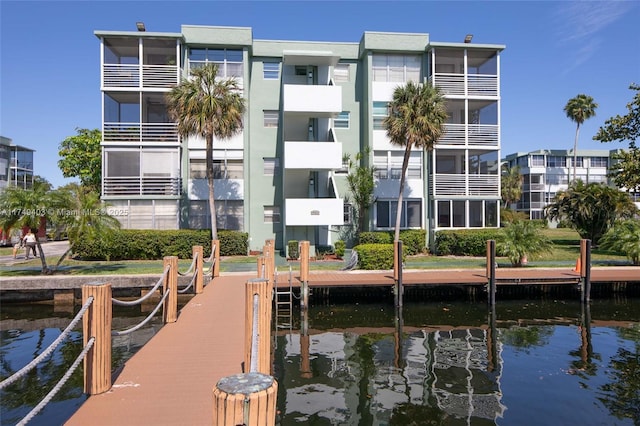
[430,73,498,97]
[103,123,179,145]
[438,124,498,146]
[432,173,499,197]
[103,64,178,89]
[103,177,181,196]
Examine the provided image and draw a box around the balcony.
[283,85,342,117]
[438,124,498,147]
[432,174,499,197]
[103,64,179,89]
[430,74,498,98]
[103,177,181,197]
[103,123,179,145]
[284,142,342,169]
[285,198,344,226]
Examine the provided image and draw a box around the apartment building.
[0,136,35,190]
[502,149,637,219]
[95,25,504,252]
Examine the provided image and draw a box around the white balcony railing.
[103,123,179,145]
[438,124,498,147]
[283,84,342,117]
[285,198,344,226]
[103,64,178,89]
[284,141,342,169]
[432,174,499,197]
[430,73,498,98]
[103,177,181,196]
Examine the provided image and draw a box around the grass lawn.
[0,228,632,276]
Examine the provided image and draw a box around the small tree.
[345,150,375,234]
[497,220,553,267]
[57,128,102,193]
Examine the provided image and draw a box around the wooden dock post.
[257,256,266,278]
[212,372,278,425]
[394,241,403,308]
[194,245,204,294]
[300,309,312,379]
[245,278,272,375]
[300,241,310,309]
[82,282,112,395]
[486,240,496,309]
[263,242,274,285]
[265,239,275,280]
[580,239,592,303]
[212,239,220,278]
[163,256,178,323]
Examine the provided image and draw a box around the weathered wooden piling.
[82,282,112,395]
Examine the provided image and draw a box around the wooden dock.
[64,266,639,425]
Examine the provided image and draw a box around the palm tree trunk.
[394,143,412,242]
[53,246,74,272]
[35,241,51,275]
[206,134,218,241]
[572,123,580,184]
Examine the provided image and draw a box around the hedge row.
[434,229,503,256]
[72,229,248,260]
[352,243,407,270]
[357,230,426,256]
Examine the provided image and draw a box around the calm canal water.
[2,297,639,425]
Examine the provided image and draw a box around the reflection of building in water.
[431,329,506,422]
[274,327,505,424]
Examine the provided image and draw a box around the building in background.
[95,25,504,252]
[502,149,640,219]
[0,136,35,190]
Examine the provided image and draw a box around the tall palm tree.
[166,63,246,240]
[564,94,598,183]
[383,81,447,242]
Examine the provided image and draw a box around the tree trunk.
[53,246,74,272]
[394,143,413,242]
[35,241,51,275]
[206,133,218,240]
[572,123,581,184]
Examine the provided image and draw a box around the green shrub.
[334,240,346,258]
[217,231,248,256]
[353,243,406,270]
[316,245,334,257]
[73,229,248,260]
[398,229,426,255]
[434,229,503,256]
[358,231,392,245]
[287,240,299,259]
[500,209,529,226]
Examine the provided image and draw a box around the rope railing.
[112,290,170,336]
[177,252,198,276]
[111,266,169,307]
[0,296,94,390]
[178,270,197,294]
[17,337,95,426]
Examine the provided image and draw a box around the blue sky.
[1,0,638,188]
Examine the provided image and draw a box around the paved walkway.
[65,273,252,426]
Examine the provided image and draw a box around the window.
[373,101,388,130]
[263,157,280,176]
[334,111,350,129]
[190,158,243,179]
[264,206,280,223]
[263,62,280,80]
[264,111,279,127]
[343,203,353,224]
[547,156,566,167]
[375,200,421,228]
[572,156,584,167]
[591,157,608,167]
[189,48,243,78]
[334,63,349,83]
[372,54,421,82]
[373,151,388,179]
[530,155,545,167]
[189,200,244,231]
[190,159,206,179]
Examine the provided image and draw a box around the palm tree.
[0,177,52,273]
[383,81,448,242]
[564,94,598,183]
[501,164,522,208]
[166,63,246,240]
[497,220,553,267]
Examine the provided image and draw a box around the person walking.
[23,230,37,259]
